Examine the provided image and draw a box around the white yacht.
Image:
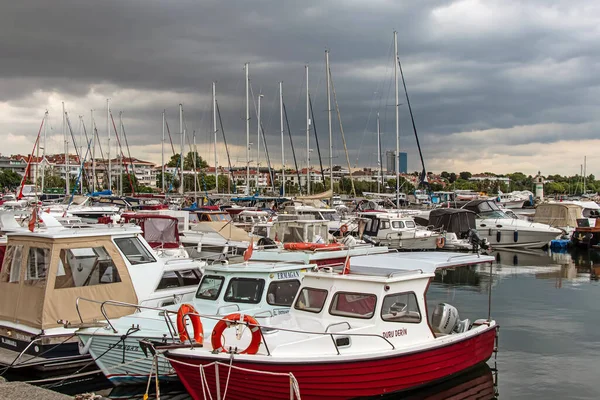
[461,200,562,248]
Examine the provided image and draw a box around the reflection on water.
[47,248,600,399]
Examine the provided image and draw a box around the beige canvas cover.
[0,235,139,329]
[190,221,251,242]
[533,203,581,228]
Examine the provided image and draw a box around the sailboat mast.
[306,65,310,195]
[377,112,381,194]
[257,93,264,192]
[245,62,250,195]
[107,99,111,191]
[394,31,400,208]
[63,102,69,195]
[119,112,123,195]
[213,82,218,193]
[584,156,587,194]
[79,116,84,194]
[280,81,285,196]
[91,110,96,192]
[179,104,184,195]
[193,130,197,202]
[162,110,165,193]
[326,51,333,200]
[41,110,48,193]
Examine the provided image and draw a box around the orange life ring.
[283,242,343,251]
[211,313,262,355]
[436,236,446,249]
[176,303,204,344]
[340,224,349,234]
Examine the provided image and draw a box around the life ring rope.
[211,313,262,354]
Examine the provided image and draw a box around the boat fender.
[78,337,93,355]
[436,237,445,249]
[211,313,261,355]
[176,304,204,344]
[488,228,492,236]
[513,230,518,243]
[513,254,518,266]
[496,231,501,243]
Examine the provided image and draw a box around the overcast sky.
[1,0,599,176]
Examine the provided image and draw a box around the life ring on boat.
[176,303,204,344]
[211,313,262,355]
[283,242,344,251]
[436,237,445,249]
[340,224,349,234]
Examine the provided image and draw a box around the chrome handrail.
[325,321,351,332]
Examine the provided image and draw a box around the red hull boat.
[169,326,496,400]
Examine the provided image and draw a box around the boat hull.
[168,326,497,400]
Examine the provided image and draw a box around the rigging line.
[283,100,303,193]
[216,99,234,192]
[109,112,135,195]
[329,66,356,197]
[309,95,326,183]
[164,115,176,155]
[65,113,89,189]
[381,38,395,150]
[92,120,107,189]
[353,89,379,169]
[397,55,427,186]
[119,117,137,187]
[184,129,204,196]
[80,119,93,192]
[250,82,275,192]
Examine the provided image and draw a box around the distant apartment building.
[385,151,407,174]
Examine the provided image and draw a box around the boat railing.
[177,311,396,356]
[74,297,179,339]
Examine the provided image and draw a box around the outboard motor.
[341,235,357,248]
[362,234,377,245]
[431,303,471,334]
[431,303,459,334]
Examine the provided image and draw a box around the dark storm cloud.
[1,0,600,174]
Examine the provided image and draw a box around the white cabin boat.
[0,225,204,374]
[166,252,498,400]
[76,261,312,384]
[358,212,442,250]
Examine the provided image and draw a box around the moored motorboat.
[76,261,313,385]
[0,223,204,376]
[165,252,498,400]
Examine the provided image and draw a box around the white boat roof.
[349,252,495,275]
[205,261,311,274]
[6,225,143,239]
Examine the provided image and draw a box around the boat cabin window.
[381,292,421,323]
[329,292,377,319]
[294,287,328,313]
[392,221,405,229]
[266,279,301,306]
[55,247,121,289]
[405,220,415,228]
[196,275,225,300]
[114,237,156,265]
[25,247,51,285]
[380,221,390,230]
[156,269,202,291]
[0,245,24,283]
[224,278,265,304]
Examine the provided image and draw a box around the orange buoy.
[176,303,204,344]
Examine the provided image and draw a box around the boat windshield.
[223,278,265,304]
[196,275,225,300]
[294,287,328,313]
[478,210,509,219]
[320,212,340,222]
